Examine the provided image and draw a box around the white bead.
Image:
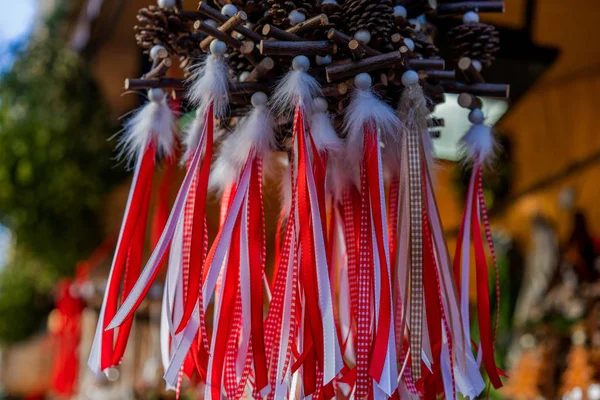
[149,45,166,60]
[463,11,480,24]
[354,73,372,90]
[251,92,268,107]
[292,55,310,72]
[204,19,218,28]
[157,0,176,8]
[354,29,371,44]
[148,88,165,102]
[393,5,407,18]
[221,4,238,18]
[238,71,250,82]
[469,108,485,124]
[321,0,338,4]
[210,40,227,56]
[316,55,332,66]
[105,367,120,382]
[404,38,415,52]
[312,97,328,114]
[401,70,419,86]
[288,10,306,26]
[472,59,482,72]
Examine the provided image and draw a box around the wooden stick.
[441,81,509,98]
[125,79,272,95]
[327,29,380,57]
[196,1,262,42]
[194,21,243,50]
[125,78,184,90]
[200,11,247,51]
[143,58,172,80]
[407,58,445,70]
[260,40,335,56]
[436,1,504,14]
[422,70,456,80]
[246,57,275,82]
[457,93,483,110]
[229,81,273,95]
[262,24,303,41]
[287,14,328,35]
[322,82,348,97]
[239,41,260,66]
[326,51,403,82]
[457,57,484,83]
[348,40,364,61]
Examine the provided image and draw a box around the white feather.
[181,107,207,164]
[119,92,176,166]
[309,111,343,156]
[399,83,434,173]
[209,105,276,193]
[208,144,237,194]
[186,55,230,118]
[343,88,401,168]
[228,104,276,169]
[327,150,358,201]
[182,55,230,163]
[271,69,321,116]
[460,123,497,166]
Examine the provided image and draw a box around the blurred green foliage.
[0,255,53,343]
[0,3,123,342]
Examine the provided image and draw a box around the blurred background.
[1,0,600,399]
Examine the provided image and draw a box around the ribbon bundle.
[453,108,503,390]
[91,47,504,398]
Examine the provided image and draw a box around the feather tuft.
[208,144,237,194]
[271,70,321,116]
[327,150,358,201]
[228,104,276,169]
[309,111,343,157]
[460,123,498,166]
[182,55,230,163]
[186,55,230,118]
[118,92,176,167]
[343,88,401,168]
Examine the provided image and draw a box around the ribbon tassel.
[454,110,503,389]
[343,73,399,397]
[89,87,175,374]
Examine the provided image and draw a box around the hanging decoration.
[343,72,399,397]
[91,0,512,398]
[88,71,177,374]
[453,102,503,391]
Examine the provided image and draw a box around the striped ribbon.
[407,126,423,382]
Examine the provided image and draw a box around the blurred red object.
[50,279,86,396]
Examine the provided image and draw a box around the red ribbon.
[471,167,502,389]
[364,126,393,384]
[101,142,156,370]
[295,107,325,393]
[177,104,214,334]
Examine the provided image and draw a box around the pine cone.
[395,16,438,58]
[343,0,396,50]
[266,0,315,29]
[320,0,344,31]
[226,48,254,81]
[134,6,201,59]
[448,23,500,68]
